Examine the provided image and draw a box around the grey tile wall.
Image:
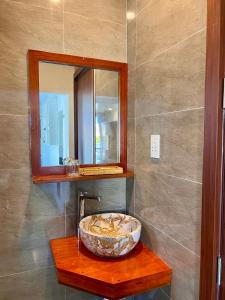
[127,0,206,299]
[0,0,127,299]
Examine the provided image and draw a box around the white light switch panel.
[150,135,160,159]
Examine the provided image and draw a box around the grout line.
[134,169,203,185]
[136,213,200,258]
[8,0,126,27]
[136,27,206,70]
[0,265,55,279]
[8,0,61,11]
[160,287,170,299]
[136,0,153,17]
[152,171,202,185]
[135,106,204,120]
[64,10,126,27]
[0,113,27,117]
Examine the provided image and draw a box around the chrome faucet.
[77,191,101,236]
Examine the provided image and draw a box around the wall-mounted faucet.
[77,191,101,236]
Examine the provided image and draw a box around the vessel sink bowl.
[79,213,141,257]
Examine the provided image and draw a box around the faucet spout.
[77,191,102,236]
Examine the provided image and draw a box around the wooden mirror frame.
[28,50,128,178]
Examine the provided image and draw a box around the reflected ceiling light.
[50,0,60,3]
[108,108,113,111]
[126,11,135,21]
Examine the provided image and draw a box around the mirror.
[28,50,127,177]
[39,62,120,166]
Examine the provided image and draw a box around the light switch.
[150,135,160,159]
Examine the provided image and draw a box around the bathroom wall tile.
[128,118,135,166]
[0,0,63,54]
[135,109,204,182]
[139,219,200,300]
[8,0,63,10]
[64,13,126,62]
[136,30,206,117]
[136,0,206,66]
[0,169,67,275]
[127,0,136,24]
[0,142,29,169]
[136,0,150,13]
[68,179,126,215]
[66,214,77,236]
[67,289,152,300]
[1,176,66,219]
[0,115,28,144]
[134,288,170,299]
[126,172,135,215]
[0,267,65,300]
[64,0,126,25]
[0,46,27,95]
[0,90,28,115]
[66,287,102,300]
[0,168,30,199]
[128,69,136,118]
[127,19,136,70]
[135,168,202,255]
[0,211,65,275]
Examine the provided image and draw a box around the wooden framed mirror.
[28,50,128,179]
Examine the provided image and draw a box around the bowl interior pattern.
[80,213,141,237]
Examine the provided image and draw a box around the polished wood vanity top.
[50,236,172,300]
[33,170,134,184]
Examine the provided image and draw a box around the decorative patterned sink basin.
[79,213,141,257]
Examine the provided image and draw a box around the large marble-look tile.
[134,288,170,299]
[0,267,65,300]
[0,169,68,275]
[64,13,126,62]
[0,0,63,115]
[128,69,135,118]
[8,0,63,10]
[0,90,28,115]
[135,169,202,255]
[128,118,135,166]
[66,287,102,299]
[126,176,135,215]
[0,142,29,169]
[0,0,63,53]
[136,0,150,13]
[136,30,206,117]
[0,115,28,144]
[1,171,66,218]
[0,211,65,275]
[64,0,126,25]
[135,109,204,182]
[65,214,77,237]
[127,0,136,24]
[127,19,136,70]
[67,179,126,215]
[139,219,200,300]
[0,115,29,168]
[136,0,206,66]
[0,45,27,93]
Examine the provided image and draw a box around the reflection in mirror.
[39,62,120,166]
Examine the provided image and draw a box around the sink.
[79,213,141,257]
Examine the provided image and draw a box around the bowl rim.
[79,213,142,238]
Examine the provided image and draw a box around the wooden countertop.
[33,170,134,184]
[50,236,172,300]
